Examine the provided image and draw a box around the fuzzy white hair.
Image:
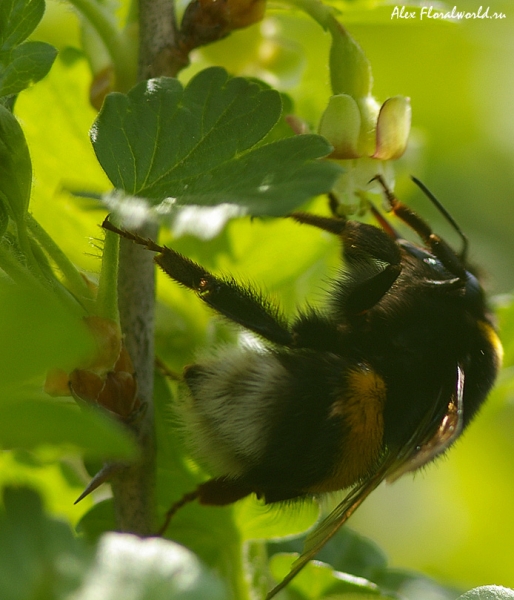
[179,347,290,477]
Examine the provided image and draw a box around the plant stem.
[26,215,96,312]
[138,0,184,77]
[282,0,341,36]
[96,226,120,322]
[109,0,182,535]
[110,220,157,535]
[66,0,137,90]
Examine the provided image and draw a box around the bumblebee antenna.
[410,176,469,261]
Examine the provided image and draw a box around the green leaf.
[235,496,318,542]
[167,134,341,215]
[269,554,389,599]
[0,105,32,222]
[0,0,45,50]
[0,196,8,237]
[72,532,228,600]
[0,42,57,97]
[0,281,91,389]
[317,528,387,580]
[163,502,245,586]
[92,68,280,195]
[0,0,56,99]
[92,67,342,217]
[0,486,92,600]
[0,398,137,459]
[372,569,459,600]
[76,498,116,542]
[269,527,388,582]
[0,0,57,96]
[13,55,110,273]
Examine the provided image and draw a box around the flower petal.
[319,94,362,159]
[373,96,411,160]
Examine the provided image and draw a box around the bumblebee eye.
[400,240,433,262]
[464,271,482,302]
[400,240,467,285]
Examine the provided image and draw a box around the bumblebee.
[103,176,502,598]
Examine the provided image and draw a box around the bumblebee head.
[337,178,490,318]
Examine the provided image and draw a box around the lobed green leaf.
[92,67,342,217]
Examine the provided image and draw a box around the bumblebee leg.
[289,211,347,236]
[102,217,293,346]
[154,250,293,345]
[328,192,339,217]
[345,264,402,314]
[292,208,401,269]
[196,477,254,505]
[290,211,402,266]
[291,211,403,315]
[371,175,466,278]
[157,478,258,536]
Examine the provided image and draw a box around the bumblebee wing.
[265,365,465,600]
[265,453,397,600]
[387,363,465,483]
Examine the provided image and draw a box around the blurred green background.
[13,0,514,594]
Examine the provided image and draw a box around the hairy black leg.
[290,211,402,315]
[290,211,402,266]
[290,211,347,236]
[157,478,254,536]
[371,175,466,279]
[102,218,294,346]
[155,250,294,345]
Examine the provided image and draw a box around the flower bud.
[329,22,372,98]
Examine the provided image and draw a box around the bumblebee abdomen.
[182,347,388,502]
[306,364,386,493]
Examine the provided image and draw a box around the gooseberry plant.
[1,0,514,598]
